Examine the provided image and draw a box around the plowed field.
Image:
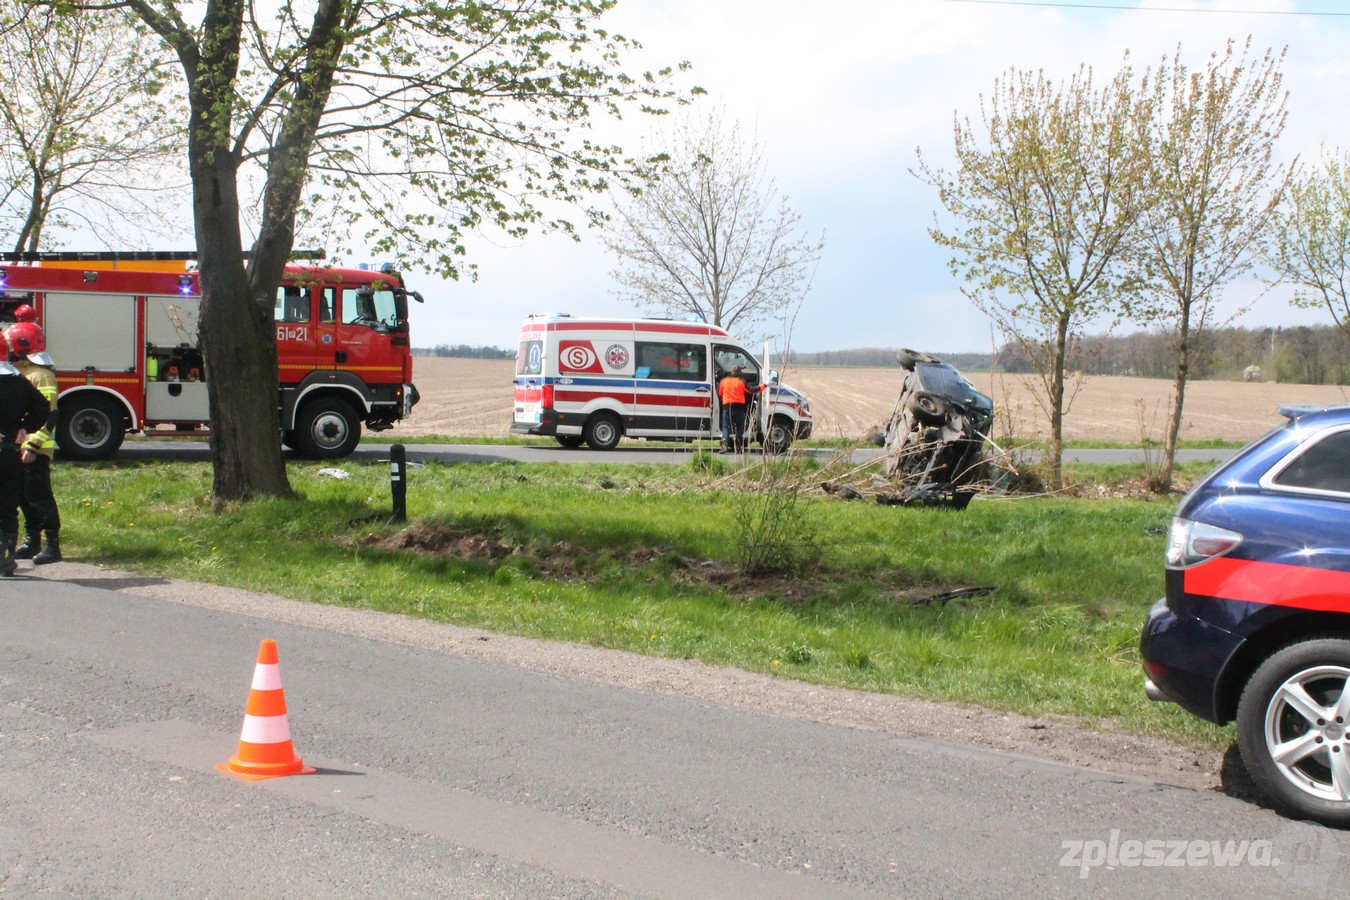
[407,357,1350,444]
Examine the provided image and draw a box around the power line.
[942,0,1350,15]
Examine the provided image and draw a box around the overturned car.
[877,349,994,508]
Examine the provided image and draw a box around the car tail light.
[542,384,554,408]
[1166,517,1243,568]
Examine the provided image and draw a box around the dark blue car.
[1141,403,1350,826]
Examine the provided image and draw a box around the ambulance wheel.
[584,413,622,451]
[56,394,127,460]
[761,416,794,455]
[294,397,361,459]
[555,435,585,449]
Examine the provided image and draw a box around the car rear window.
[1271,428,1350,496]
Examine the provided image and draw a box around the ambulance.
[511,314,813,452]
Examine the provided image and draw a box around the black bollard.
[390,443,407,523]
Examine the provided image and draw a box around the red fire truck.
[0,252,422,460]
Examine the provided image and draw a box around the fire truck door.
[315,287,338,368]
[275,284,320,379]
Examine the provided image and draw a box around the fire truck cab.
[0,253,421,460]
[511,314,813,452]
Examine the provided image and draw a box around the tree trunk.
[192,156,292,501]
[180,0,292,502]
[1162,318,1192,495]
[1046,314,1070,492]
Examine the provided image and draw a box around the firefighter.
[8,322,61,564]
[0,329,49,576]
[717,365,763,453]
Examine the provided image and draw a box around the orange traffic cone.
[216,639,315,780]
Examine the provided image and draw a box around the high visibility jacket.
[15,359,57,459]
[719,376,750,405]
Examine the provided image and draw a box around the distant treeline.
[785,348,994,369]
[993,324,1350,385]
[414,344,513,359]
[421,324,1350,384]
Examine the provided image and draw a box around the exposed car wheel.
[555,435,584,449]
[896,348,940,371]
[909,391,948,425]
[1237,638,1350,827]
[761,415,794,455]
[583,413,622,451]
[293,397,362,459]
[56,394,127,460]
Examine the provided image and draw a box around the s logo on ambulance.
[560,342,601,372]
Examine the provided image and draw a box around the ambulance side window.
[636,342,705,381]
[275,285,310,323]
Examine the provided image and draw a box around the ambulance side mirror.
[768,370,780,385]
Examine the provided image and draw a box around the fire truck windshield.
[342,286,402,332]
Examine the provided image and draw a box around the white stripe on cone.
[239,713,293,745]
[251,663,283,691]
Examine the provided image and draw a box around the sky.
[403,0,1350,356]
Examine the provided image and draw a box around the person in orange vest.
[717,365,763,453]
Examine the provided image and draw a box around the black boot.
[33,531,60,565]
[12,530,39,560]
[0,532,16,577]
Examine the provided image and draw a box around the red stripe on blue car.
[1184,557,1350,613]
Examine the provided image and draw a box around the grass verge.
[54,455,1231,749]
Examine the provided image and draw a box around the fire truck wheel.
[583,413,622,451]
[56,394,127,461]
[294,398,362,459]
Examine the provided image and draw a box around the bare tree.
[1130,39,1293,492]
[1267,147,1350,343]
[915,57,1152,489]
[0,2,183,252]
[604,108,823,337]
[48,0,692,500]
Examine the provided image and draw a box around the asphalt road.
[2,565,1342,897]
[109,438,1236,467]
